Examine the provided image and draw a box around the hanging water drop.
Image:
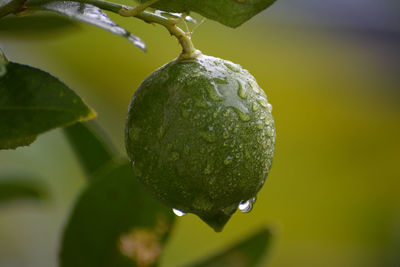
[238,197,257,213]
[249,80,260,93]
[238,201,252,213]
[172,209,186,217]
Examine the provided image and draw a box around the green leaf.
[187,227,273,267]
[34,1,146,51]
[0,13,79,37]
[0,62,96,150]
[60,162,175,267]
[140,0,276,28]
[64,121,117,177]
[0,178,47,204]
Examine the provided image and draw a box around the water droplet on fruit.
[232,107,251,122]
[213,110,219,118]
[256,122,264,130]
[206,83,224,101]
[249,80,260,93]
[214,77,228,84]
[183,144,190,155]
[238,197,257,213]
[224,155,233,165]
[194,98,208,108]
[257,98,269,108]
[252,103,259,111]
[199,131,217,143]
[244,149,251,159]
[204,163,214,174]
[172,209,186,216]
[237,80,248,99]
[266,126,274,137]
[238,201,251,213]
[181,108,190,119]
[224,62,241,73]
[267,103,273,112]
[170,152,180,161]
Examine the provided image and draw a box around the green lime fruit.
[125,54,275,232]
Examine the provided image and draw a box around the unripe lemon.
[125,54,275,232]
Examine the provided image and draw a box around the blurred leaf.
[64,121,117,177]
[139,0,276,28]
[35,1,146,51]
[186,227,273,267]
[0,62,96,150]
[60,162,175,267]
[0,178,46,204]
[0,13,79,36]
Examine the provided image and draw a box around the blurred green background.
[1,0,400,266]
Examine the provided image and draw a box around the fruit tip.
[198,210,234,232]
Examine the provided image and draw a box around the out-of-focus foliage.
[188,227,273,267]
[61,120,176,266]
[0,13,78,36]
[60,162,176,267]
[64,122,116,177]
[0,62,95,149]
[0,178,46,203]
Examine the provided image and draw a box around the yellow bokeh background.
[1,1,400,266]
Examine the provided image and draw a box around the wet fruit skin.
[125,54,275,232]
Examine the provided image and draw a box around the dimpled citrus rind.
[125,55,275,231]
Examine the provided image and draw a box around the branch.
[0,0,28,18]
[41,0,201,60]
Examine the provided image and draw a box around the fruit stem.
[164,24,201,61]
[120,6,201,60]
